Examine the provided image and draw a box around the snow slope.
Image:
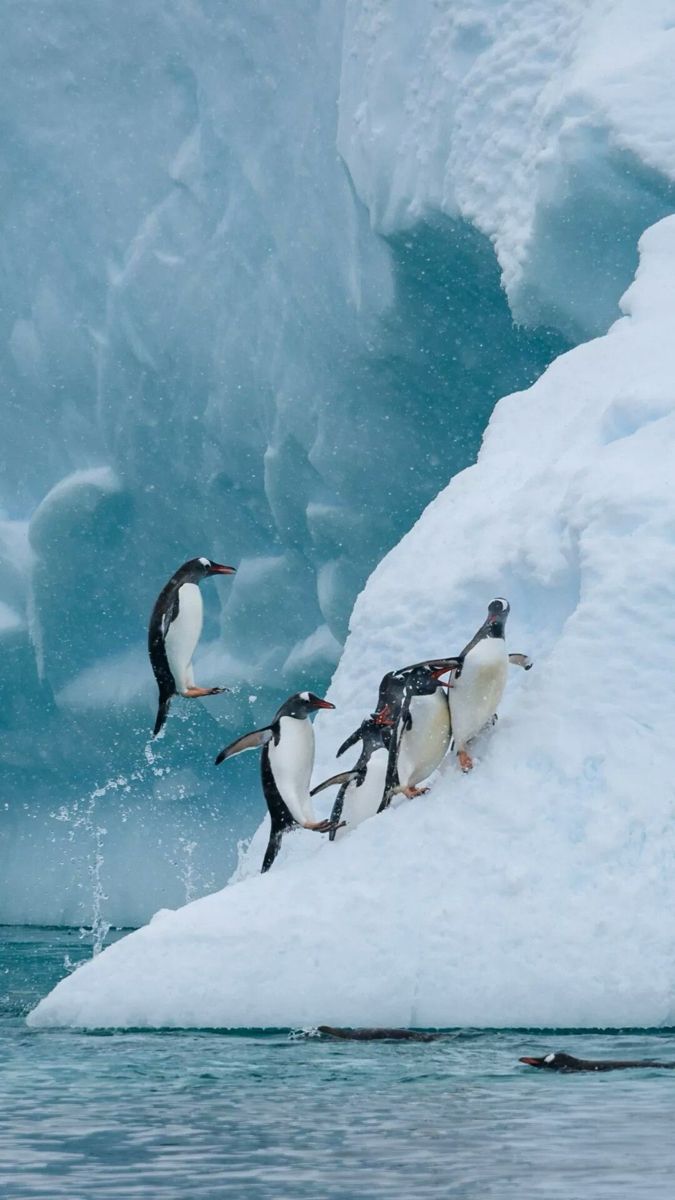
[29,215,675,1029]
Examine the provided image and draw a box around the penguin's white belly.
[165,583,203,692]
[336,748,389,838]
[397,691,451,787]
[269,716,315,826]
[450,638,508,750]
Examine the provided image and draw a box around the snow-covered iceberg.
[6,0,675,933]
[29,214,675,1029]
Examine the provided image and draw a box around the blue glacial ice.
[4,0,675,932]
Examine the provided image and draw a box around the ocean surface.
[2,926,675,1199]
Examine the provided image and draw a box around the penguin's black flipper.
[153,694,172,737]
[337,727,363,757]
[261,827,283,873]
[310,771,358,796]
[379,691,411,812]
[328,782,351,841]
[215,727,273,765]
[148,596,178,737]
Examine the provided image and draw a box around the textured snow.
[29,214,675,1029]
[339,0,675,337]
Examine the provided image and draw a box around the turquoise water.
[3,928,675,1199]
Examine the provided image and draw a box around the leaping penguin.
[310,708,395,839]
[441,598,532,771]
[148,556,236,737]
[215,691,340,873]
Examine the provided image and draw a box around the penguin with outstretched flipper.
[310,708,395,839]
[215,691,340,872]
[148,556,236,736]
[438,598,532,772]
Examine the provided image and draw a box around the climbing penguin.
[215,691,339,872]
[148,556,236,737]
[442,598,532,771]
[310,708,395,839]
[376,658,460,807]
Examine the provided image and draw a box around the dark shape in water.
[520,1051,675,1072]
[318,1025,439,1042]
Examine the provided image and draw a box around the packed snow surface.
[30,216,675,1030]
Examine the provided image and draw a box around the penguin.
[317,1026,440,1042]
[215,691,339,873]
[377,658,460,805]
[441,598,532,772]
[520,1052,675,1072]
[148,556,236,737]
[309,708,395,839]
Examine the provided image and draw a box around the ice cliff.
[5,0,675,933]
[30,211,675,1029]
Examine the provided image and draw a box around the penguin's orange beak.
[312,698,335,710]
[430,660,459,686]
[519,1057,543,1067]
[210,563,237,575]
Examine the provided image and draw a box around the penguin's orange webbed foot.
[183,686,229,698]
[304,819,345,833]
[403,785,429,798]
[457,750,473,773]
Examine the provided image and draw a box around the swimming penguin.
[377,658,460,805]
[441,598,532,771]
[148,556,236,736]
[317,1026,440,1042]
[520,1052,675,1072]
[215,691,339,872]
[309,708,395,839]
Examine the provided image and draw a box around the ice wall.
[29,214,675,1029]
[0,1,567,926]
[4,0,675,928]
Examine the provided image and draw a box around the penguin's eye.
[544,1053,555,1063]
[300,691,310,701]
[199,557,211,568]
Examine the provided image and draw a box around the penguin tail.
[153,695,172,737]
[261,829,283,873]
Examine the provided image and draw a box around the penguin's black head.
[376,670,406,714]
[405,664,442,696]
[280,691,336,720]
[180,556,237,582]
[519,1052,577,1071]
[403,659,459,696]
[376,658,458,711]
[485,597,510,637]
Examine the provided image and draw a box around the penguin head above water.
[484,597,510,638]
[176,556,237,582]
[277,691,336,721]
[519,1052,575,1071]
